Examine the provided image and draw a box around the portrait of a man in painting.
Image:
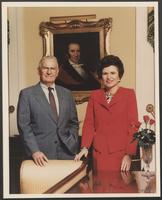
[54,33,101,91]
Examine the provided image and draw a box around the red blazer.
[81,87,138,155]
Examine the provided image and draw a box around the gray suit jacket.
[17,83,79,159]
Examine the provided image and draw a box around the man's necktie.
[48,87,58,119]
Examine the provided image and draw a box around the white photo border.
[2,1,161,199]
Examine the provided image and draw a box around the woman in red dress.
[75,55,139,171]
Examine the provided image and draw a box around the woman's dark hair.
[97,55,124,79]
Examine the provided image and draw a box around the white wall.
[8,8,25,136]
[136,7,155,171]
[136,7,155,123]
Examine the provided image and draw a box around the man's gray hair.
[38,56,58,69]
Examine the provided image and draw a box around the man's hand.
[121,154,131,171]
[32,151,48,167]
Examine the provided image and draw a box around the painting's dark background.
[54,32,100,72]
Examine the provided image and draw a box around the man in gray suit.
[17,56,79,166]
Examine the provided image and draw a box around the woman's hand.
[121,171,133,184]
[74,147,88,161]
[121,154,131,171]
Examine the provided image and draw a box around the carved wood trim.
[50,14,96,22]
[43,159,87,194]
[39,17,112,58]
[40,18,112,32]
[72,91,90,104]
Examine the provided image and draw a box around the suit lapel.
[108,87,122,107]
[34,83,58,123]
[94,89,110,110]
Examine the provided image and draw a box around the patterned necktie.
[48,87,58,119]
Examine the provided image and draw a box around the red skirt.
[93,149,125,171]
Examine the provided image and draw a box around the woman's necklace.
[105,91,113,104]
[105,86,119,104]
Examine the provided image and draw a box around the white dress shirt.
[40,82,59,115]
[69,59,87,78]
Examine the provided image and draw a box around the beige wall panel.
[22,7,135,89]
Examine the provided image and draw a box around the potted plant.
[131,115,155,174]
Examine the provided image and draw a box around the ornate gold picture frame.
[39,15,112,103]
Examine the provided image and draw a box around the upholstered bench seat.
[20,160,87,194]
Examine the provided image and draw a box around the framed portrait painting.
[39,16,112,102]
